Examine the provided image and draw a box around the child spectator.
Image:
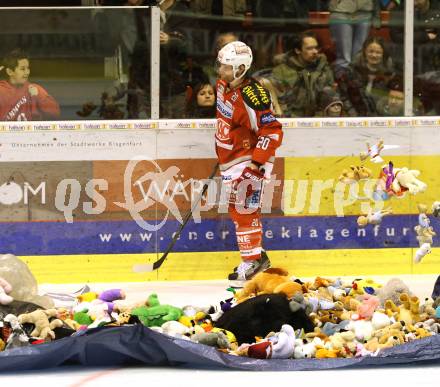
[316,86,345,117]
[0,49,60,121]
[185,82,216,118]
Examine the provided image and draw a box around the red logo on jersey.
[216,118,230,141]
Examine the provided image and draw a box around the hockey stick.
[133,162,219,272]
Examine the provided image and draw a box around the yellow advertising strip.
[23,249,440,284]
[284,155,440,216]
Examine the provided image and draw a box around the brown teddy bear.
[338,165,372,184]
[234,268,303,302]
[18,309,64,340]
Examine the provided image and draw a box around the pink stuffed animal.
[0,277,13,305]
[355,294,380,320]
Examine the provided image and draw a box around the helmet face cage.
[217,41,253,81]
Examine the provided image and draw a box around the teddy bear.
[315,348,340,358]
[350,278,383,296]
[372,321,405,343]
[414,226,436,246]
[346,319,374,342]
[76,289,126,314]
[357,207,393,228]
[353,294,380,320]
[414,242,433,264]
[18,309,64,340]
[293,337,323,359]
[376,277,412,307]
[215,294,315,345]
[3,314,29,350]
[419,298,437,320]
[321,320,350,336]
[247,324,296,359]
[365,335,402,352]
[234,268,303,303]
[360,139,385,163]
[391,167,427,195]
[338,165,372,184]
[191,330,231,350]
[0,277,13,305]
[415,318,440,334]
[371,311,393,330]
[384,297,414,324]
[131,293,183,328]
[326,330,357,357]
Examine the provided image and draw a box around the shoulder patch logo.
[260,112,276,125]
[241,82,271,111]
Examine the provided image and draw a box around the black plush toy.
[215,294,315,344]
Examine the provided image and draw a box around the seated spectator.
[337,36,395,116]
[315,86,346,117]
[0,49,60,121]
[185,82,216,118]
[268,31,336,117]
[377,75,425,116]
[375,76,404,116]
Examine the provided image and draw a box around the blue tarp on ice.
[1,325,440,372]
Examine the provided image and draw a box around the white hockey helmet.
[216,41,253,80]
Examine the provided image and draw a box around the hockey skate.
[228,250,270,288]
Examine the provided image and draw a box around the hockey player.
[0,49,60,121]
[215,41,283,286]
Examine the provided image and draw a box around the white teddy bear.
[392,168,427,195]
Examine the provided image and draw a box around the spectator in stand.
[376,75,425,115]
[315,86,346,117]
[185,82,216,118]
[375,75,405,116]
[337,36,396,116]
[0,49,60,121]
[267,31,336,117]
[329,0,382,75]
[389,0,440,73]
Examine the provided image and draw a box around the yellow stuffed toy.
[235,268,303,302]
[18,309,64,340]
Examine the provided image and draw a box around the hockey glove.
[232,166,264,208]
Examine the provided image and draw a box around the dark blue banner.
[0,215,437,256]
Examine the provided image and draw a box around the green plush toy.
[131,293,183,327]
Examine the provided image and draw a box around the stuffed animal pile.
[2,265,440,362]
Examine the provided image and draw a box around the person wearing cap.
[316,86,345,117]
[215,41,283,286]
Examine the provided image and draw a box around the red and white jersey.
[0,80,60,121]
[215,78,283,181]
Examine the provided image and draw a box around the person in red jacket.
[215,41,283,286]
[0,49,60,121]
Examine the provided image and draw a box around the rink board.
[0,324,439,372]
[0,118,440,282]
